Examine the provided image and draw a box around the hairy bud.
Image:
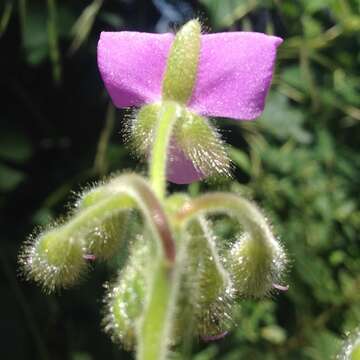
[77,186,130,260]
[185,218,233,337]
[162,19,201,104]
[20,227,87,292]
[229,232,287,298]
[103,237,149,349]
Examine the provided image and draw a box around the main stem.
[149,101,178,200]
[137,102,180,360]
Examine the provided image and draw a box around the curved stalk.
[63,173,176,264]
[175,192,273,244]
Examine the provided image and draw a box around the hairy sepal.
[162,19,201,104]
[130,103,231,181]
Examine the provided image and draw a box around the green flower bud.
[85,212,129,260]
[103,236,149,350]
[162,19,201,104]
[229,232,287,298]
[76,185,131,260]
[20,227,87,292]
[76,185,111,209]
[184,218,233,338]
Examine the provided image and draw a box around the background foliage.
[1,0,360,359]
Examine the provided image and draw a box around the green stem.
[137,230,187,360]
[137,260,173,360]
[150,101,178,200]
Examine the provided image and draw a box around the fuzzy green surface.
[352,344,360,360]
[162,19,201,104]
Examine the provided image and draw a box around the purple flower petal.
[201,331,229,342]
[188,32,283,120]
[97,32,173,107]
[273,283,289,292]
[166,141,204,184]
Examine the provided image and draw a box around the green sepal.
[131,103,231,180]
[162,19,201,104]
[103,236,149,350]
[174,110,231,179]
[130,103,161,156]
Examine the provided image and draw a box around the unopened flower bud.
[20,227,87,292]
[103,237,149,349]
[77,186,130,260]
[162,19,201,104]
[229,232,287,298]
[184,219,233,338]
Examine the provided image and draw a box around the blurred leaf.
[304,330,341,360]
[69,0,103,54]
[22,4,48,65]
[99,11,123,28]
[199,0,258,28]
[302,15,323,38]
[71,352,93,360]
[300,0,330,14]
[0,130,32,163]
[0,163,25,191]
[47,0,61,83]
[94,102,115,176]
[259,92,312,144]
[0,0,13,37]
[261,325,287,345]
[227,146,251,174]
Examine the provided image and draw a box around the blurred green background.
[1,0,360,359]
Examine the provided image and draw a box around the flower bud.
[229,232,287,298]
[77,186,130,260]
[162,19,201,104]
[20,227,87,292]
[184,219,233,338]
[103,237,149,349]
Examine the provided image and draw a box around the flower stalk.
[149,101,179,200]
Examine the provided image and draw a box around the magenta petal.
[97,32,174,107]
[166,144,204,184]
[188,32,282,120]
